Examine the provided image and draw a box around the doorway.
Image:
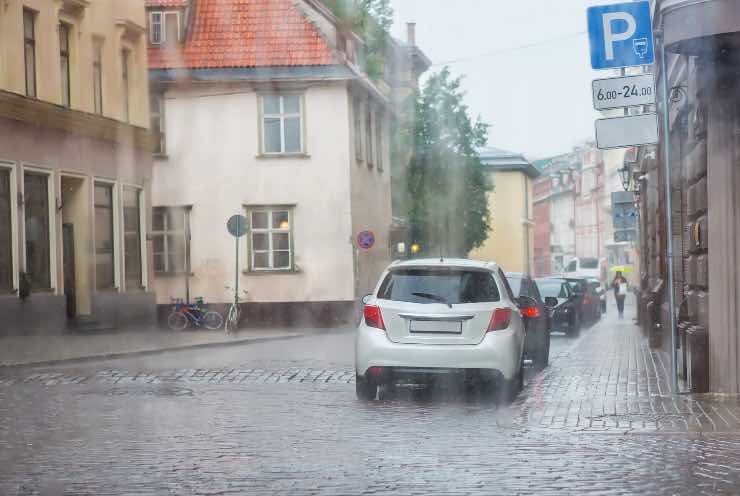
[62,223,75,317]
[60,175,91,317]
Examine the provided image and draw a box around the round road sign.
[357,230,375,250]
[227,214,248,238]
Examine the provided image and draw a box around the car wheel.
[501,359,524,403]
[569,316,581,338]
[355,375,377,400]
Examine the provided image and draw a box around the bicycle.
[224,287,248,333]
[167,297,224,331]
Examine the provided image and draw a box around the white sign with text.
[592,73,655,110]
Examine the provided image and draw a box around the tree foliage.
[320,0,392,79]
[405,68,492,257]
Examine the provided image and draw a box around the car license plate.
[408,320,462,334]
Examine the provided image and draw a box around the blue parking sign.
[587,1,654,70]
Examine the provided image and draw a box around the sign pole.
[657,30,679,394]
[235,215,240,312]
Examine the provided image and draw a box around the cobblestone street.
[3,301,740,495]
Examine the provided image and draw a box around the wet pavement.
[3,300,740,495]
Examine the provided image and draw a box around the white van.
[563,257,601,280]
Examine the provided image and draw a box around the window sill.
[256,153,311,160]
[154,272,195,278]
[153,153,169,160]
[242,268,301,275]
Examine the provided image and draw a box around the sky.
[390,0,620,159]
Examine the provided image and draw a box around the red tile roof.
[148,0,336,69]
[145,0,188,7]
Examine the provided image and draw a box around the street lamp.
[619,163,632,191]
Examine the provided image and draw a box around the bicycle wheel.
[226,305,240,332]
[167,312,188,331]
[203,311,224,330]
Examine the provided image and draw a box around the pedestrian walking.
[612,271,628,319]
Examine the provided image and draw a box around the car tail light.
[363,305,385,330]
[487,308,511,332]
[521,306,540,318]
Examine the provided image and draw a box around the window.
[152,207,188,274]
[0,168,13,293]
[150,93,166,155]
[375,109,383,171]
[23,9,36,98]
[164,12,180,45]
[365,106,374,167]
[149,11,163,44]
[377,269,500,304]
[249,208,292,270]
[262,95,302,154]
[59,23,71,107]
[566,259,577,272]
[94,183,115,290]
[123,188,142,289]
[93,41,103,114]
[354,97,363,161]
[24,172,50,290]
[149,11,180,46]
[121,50,130,123]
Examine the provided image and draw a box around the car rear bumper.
[355,324,523,381]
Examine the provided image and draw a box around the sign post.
[227,214,248,316]
[587,1,677,392]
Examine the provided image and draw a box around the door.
[62,223,76,318]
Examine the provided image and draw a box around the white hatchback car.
[355,258,532,400]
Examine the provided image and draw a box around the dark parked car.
[563,276,601,325]
[506,272,550,368]
[535,277,581,337]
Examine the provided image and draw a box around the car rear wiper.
[412,292,452,308]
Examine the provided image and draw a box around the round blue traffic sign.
[227,214,248,238]
[357,230,375,250]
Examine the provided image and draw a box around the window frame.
[354,96,364,162]
[150,92,166,155]
[93,180,118,291]
[247,207,294,272]
[151,206,190,275]
[23,8,36,98]
[122,185,146,291]
[149,11,163,45]
[259,93,305,156]
[0,162,19,295]
[375,108,383,172]
[365,105,374,168]
[21,165,56,292]
[59,22,71,107]
[92,39,103,115]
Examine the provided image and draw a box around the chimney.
[406,22,416,46]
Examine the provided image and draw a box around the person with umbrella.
[610,266,630,319]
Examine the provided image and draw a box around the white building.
[145,0,423,323]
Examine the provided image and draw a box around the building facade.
[469,147,539,273]
[532,177,551,277]
[0,0,155,334]
[146,0,425,324]
[634,0,740,393]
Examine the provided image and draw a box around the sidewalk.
[0,325,352,368]
[519,297,740,433]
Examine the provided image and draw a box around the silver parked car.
[355,258,533,401]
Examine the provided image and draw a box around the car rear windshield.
[536,280,569,298]
[377,268,500,304]
[506,276,522,296]
[580,257,599,269]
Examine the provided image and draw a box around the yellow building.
[0,0,154,334]
[469,147,540,273]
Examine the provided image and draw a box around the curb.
[0,328,350,370]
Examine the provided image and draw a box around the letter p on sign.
[587,1,654,70]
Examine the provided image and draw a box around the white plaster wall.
[151,81,356,304]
